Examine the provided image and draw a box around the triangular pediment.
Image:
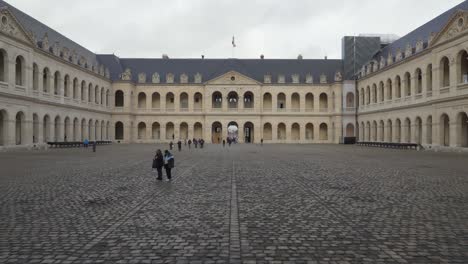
[0,7,35,46]
[206,70,261,85]
[431,10,468,46]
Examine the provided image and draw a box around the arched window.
[263,93,272,111]
[319,123,328,140]
[319,93,328,111]
[32,63,39,90]
[415,68,422,94]
[15,56,25,86]
[95,85,99,104]
[426,64,433,92]
[88,83,93,102]
[404,72,411,96]
[15,111,25,145]
[152,122,160,140]
[0,49,7,82]
[138,92,147,109]
[291,93,300,111]
[306,93,314,111]
[277,93,286,110]
[115,90,124,107]
[378,82,384,102]
[194,92,203,111]
[277,123,286,140]
[166,92,175,111]
[457,50,468,84]
[365,86,370,104]
[43,68,50,93]
[54,71,60,95]
[306,123,314,140]
[395,75,401,98]
[263,123,272,140]
[152,92,160,109]
[440,114,450,146]
[372,84,377,103]
[243,91,254,109]
[440,56,450,87]
[63,75,70,97]
[137,122,146,140]
[81,81,86,101]
[180,92,189,110]
[291,123,300,140]
[212,92,222,108]
[346,92,355,108]
[115,121,124,140]
[227,91,239,109]
[386,79,393,100]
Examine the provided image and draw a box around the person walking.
[169,141,174,150]
[84,138,89,148]
[200,139,204,148]
[152,149,164,181]
[261,138,264,146]
[194,139,198,148]
[163,150,174,181]
[188,139,192,149]
[177,140,182,151]
[222,139,226,148]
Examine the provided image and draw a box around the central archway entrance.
[212,122,222,143]
[244,122,254,143]
[227,121,239,143]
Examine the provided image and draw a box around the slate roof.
[374,0,468,60]
[96,55,343,84]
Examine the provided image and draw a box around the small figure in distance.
[84,138,89,148]
[152,149,164,181]
[92,141,96,152]
[188,139,192,149]
[169,141,174,150]
[261,138,264,146]
[194,138,198,149]
[222,139,226,148]
[200,139,204,148]
[163,150,175,181]
[177,140,182,152]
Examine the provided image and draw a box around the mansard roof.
[0,0,98,66]
[375,0,468,60]
[96,55,343,84]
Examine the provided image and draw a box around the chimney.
[324,56,328,60]
[201,55,205,59]
[260,54,264,59]
[297,54,303,60]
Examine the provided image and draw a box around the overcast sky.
[10,0,465,59]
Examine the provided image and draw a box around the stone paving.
[1,144,468,263]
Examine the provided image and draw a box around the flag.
[232,36,236,47]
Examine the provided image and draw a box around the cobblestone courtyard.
[1,144,468,263]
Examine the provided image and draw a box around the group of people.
[169,138,205,151]
[152,149,174,181]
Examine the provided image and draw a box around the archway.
[415,117,422,144]
[228,92,239,109]
[277,93,286,110]
[305,93,314,111]
[180,93,189,110]
[32,114,39,144]
[115,90,124,107]
[243,122,254,143]
[263,123,272,140]
[346,123,355,137]
[458,50,468,84]
[138,92,147,109]
[166,122,175,140]
[152,92,160,109]
[137,122,146,140]
[43,115,51,143]
[319,93,328,111]
[395,119,401,143]
[291,93,300,111]
[180,122,189,139]
[194,93,203,111]
[212,122,222,143]
[0,110,7,145]
[291,123,300,140]
[212,91,222,109]
[152,122,160,140]
[15,111,25,145]
[54,116,62,142]
[440,56,450,87]
[115,122,124,140]
[227,121,239,142]
[426,116,433,145]
[243,92,254,109]
[346,93,355,108]
[194,122,203,139]
[319,123,328,140]
[64,117,71,142]
[263,93,272,111]
[277,123,286,140]
[440,114,450,146]
[73,118,79,141]
[379,120,385,141]
[166,93,175,111]
[457,112,468,147]
[81,119,86,141]
[387,120,393,142]
[306,123,314,140]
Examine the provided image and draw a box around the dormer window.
[292,74,299,84]
[306,74,313,84]
[166,73,174,83]
[194,73,202,83]
[180,73,188,83]
[278,75,285,84]
[264,74,271,83]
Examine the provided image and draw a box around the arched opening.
[100,87,105,105]
[426,116,433,145]
[137,122,146,140]
[372,84,377,103]
[243,91,254,109]
[95,85,99,104]
[63,75,70,97]
[277,93,286,110]
[194,92,203,111]
[88,83,93,102]
[365,122,371,141]
[387,120,393,142]
[263,123,272,140]
[359,122,365,141]
[395,119,401,143]
[306,123,314,140]
[152,122,160,140]
[291,93,300,111]
[440,56,450,87]
[180,122,189,139]
[457,112,468,147]
[404,72,411,96]
[0,49,7,82]
[138,92,147,109]
[43,67,50,93]
[415,68,422,94]
[440,114,450,146]
[33,63,39,90]
[54,116,61,142]
[166,122,175,140]
[306,93,314,111]
[458,50,468,84]
[73,118,79,141]
[426,64,433,93]
[54,71,61,95]
[64,117,70,142]
[379,120,384,141]
[212,121,222,143]
[15,111,25,145]
[106,121,110,140]
[227,121,239,142]
[319,93,328,111]
[33,114,39,143]
[15,56,25,86]
[115,121,124,140]
[81,119,86,141]
[212,91,222,109]
[194,122,203,139]
[100,121,105,140]
[151,92,160,109]
[415,117,422,145]
[386,79,393,100]
[395,76,401,98]
[365,86,370,104]
[372,121,377,141]
[346,92,355,108]
[73,78,79,99]
[88,119,94,141]
[81,81,86,101]
[43,115,51,142]
[180,92,189,110]
[291,123,300,140]
[166,93,175,111]
[263,93,272,111]
[227,91,239,109]
[319,123,328,140]
[379,82,384,102]
[106,90,110,107]
[404,118,411,143]
[243,122,254,143]
[346,123,355,137]
[277,123,286,140]
[115,90,124,107]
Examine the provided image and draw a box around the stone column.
[272,94,278,113]
[286,94,292,112]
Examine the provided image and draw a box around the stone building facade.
[0,0,467,150]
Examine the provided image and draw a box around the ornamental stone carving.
[0,13,19,38]
[395,48,403,62]
[415,39,424,53]
[194,73,202,84]
[264,74,271,83]
[42,33,49,51]
[387,52,393,65]
[292,74,299,84]
[305,74,313,84]
[405,43,412,57]
[372,61,378,72]
[120,68,132,81]
[320,73,327,84]
[51,41,60,56]
[278,75,285,84]
[152,72,160,83]
[138,72,146,83]
[180,73,188,83]
[166,73,174,83]
[61,47,69,59]
[71,50,78,64]
[334,71,342,82]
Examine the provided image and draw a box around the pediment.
[431,10,468,46]
[206,71,261,85]
[0,8,35,45]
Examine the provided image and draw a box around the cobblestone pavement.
[1,144,468,263]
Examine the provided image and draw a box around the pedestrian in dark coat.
[200,139,205,148]
[152,149,164,180]
[188,139,192,149]
[177,140,182,151]
[163,150,174,181]
[169,141,174,150]
[222,139,226,147]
